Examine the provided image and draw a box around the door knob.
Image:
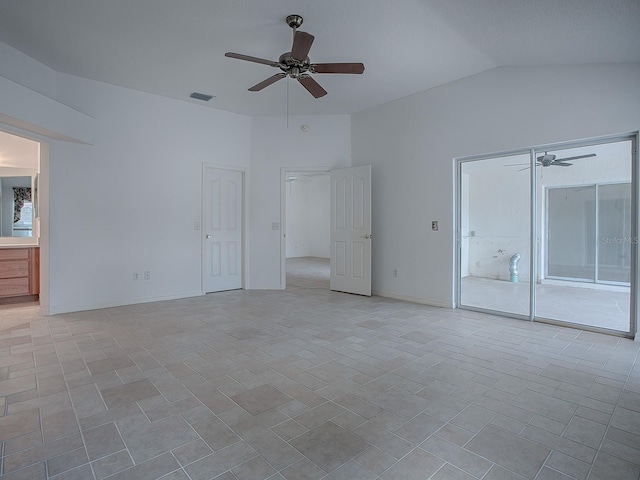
[359,234,372,239]
[205,235,212,239]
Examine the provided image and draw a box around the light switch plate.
[272,222,280,230]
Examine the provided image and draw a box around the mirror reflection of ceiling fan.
[506,152,596,171]
[225,15,365,98]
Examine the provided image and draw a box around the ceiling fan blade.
[504,163,530,167]
[225,52,280,67]
[291,31,314,60]
[298,75,327,98]
[248,73,286,91]
[312,63,365,74]
[555,154,596,162]
[517,164,545,171]
[553,162,573,167]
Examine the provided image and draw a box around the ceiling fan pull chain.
[286,76,290,129]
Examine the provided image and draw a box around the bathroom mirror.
[0,168,37,238]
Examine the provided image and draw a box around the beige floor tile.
[83,422,125,461]
[191,416,241,451]
[1,257,639,479]
[381,448,444,480]
[91,450,133,479]
[231,384,292,415]
[280,458,325,480]
[0,408,41,442]
[290,421,369,473]
[420,435,493,478]
[99,379,160,409]
[466,425,550,479]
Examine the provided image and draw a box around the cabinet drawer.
[0,260,29,279]
[0,249,29,261]
[0,277,29,297]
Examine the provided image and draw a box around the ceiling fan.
[225,14,365,98]
[506,152,596,171]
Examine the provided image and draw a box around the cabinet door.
[0,278,29,297]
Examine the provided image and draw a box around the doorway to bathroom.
[457,134,637,336]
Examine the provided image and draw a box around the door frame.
[279,166,332,289]
[201,163,249,293]
[455,131,639,338]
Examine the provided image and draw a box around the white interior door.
[203,166,242,293]
[330,165,372,296]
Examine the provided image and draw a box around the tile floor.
[0,257,639,480]
[461,277,630,333]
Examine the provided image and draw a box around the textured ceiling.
[0,0,638,116]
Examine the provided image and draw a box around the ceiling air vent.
[190,92,214,102]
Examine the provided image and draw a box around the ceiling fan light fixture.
[290,66,301,79]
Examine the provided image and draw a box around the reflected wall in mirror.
[0,168,37,238]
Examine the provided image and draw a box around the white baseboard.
[373,290,453,309]
[47,290,205,316]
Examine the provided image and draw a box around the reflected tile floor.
[0,260,639,479]
[461,277,630,333]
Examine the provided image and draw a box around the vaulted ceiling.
[0,0,638,116]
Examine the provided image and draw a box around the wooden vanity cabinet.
[0,247,39,298]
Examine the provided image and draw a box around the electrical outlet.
[393,269,398,277]
[432,220,439,231]
[194,221,200,231]
[144,271,150,280]
[133,272,139,281]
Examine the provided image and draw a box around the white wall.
[286,175,330,258]
[250,115,350,289]
[286,179,308,258]
[0,41,351,312]
[4,39,637,314]
[352,64,640,308]
[0,42,252,314]
[46,74,251,313]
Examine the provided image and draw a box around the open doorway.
[0,129,42,317]
[282,169,330,289]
